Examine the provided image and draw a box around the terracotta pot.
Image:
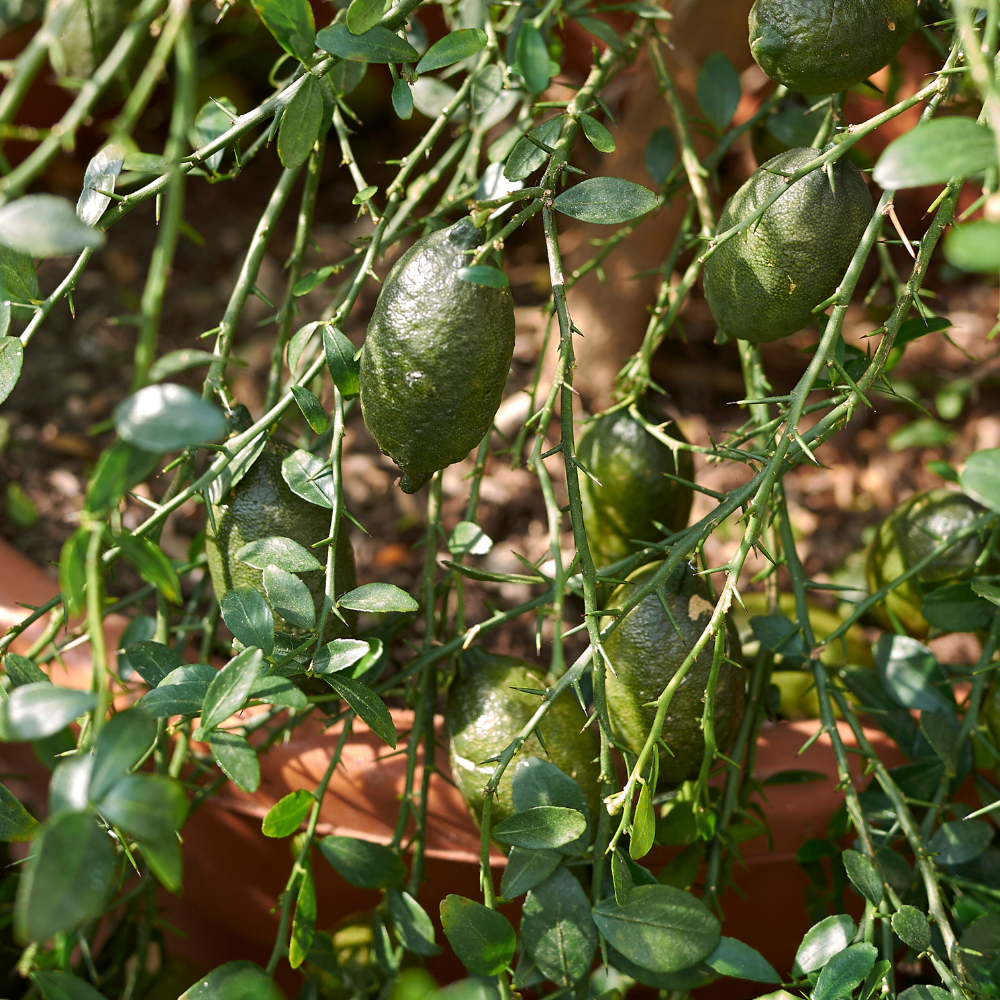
[0,538,908,997]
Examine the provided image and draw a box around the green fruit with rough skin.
[703,147,873,344]
[205,437,356,641]
[604,561,745,787]
[445,648,601,829]
[59,0,137,78]
[577,400,694,568]
[359,218,515,494]
[749,0,917,95]
[865,489,990,639]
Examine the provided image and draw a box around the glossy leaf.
[138,664,214,718]
[209,730,260,793]
[59,529,89,618]
[123,640,180,688]
[792,914,856,976]
[448,521,493,556]
[346,0,390,35]
[263,564,316,631]
[49,755,93,814]
[897,988,951,1000]
[591,884,720,974]
[645,126,676,185]
[178,961,284,1000]
[812,943,877,1000]
[704,937,779,983]
[517,23,550,93]
[511,756,590,855]
[440,894,516,976]
[322,673,396,747]
[4,653,49,688]
[961,448,1000,514]
[611,847,634,904]
[892,905,930,952]
[115,383,227,452]
[290,384,329,434]
[696,52,740,132]
[458,265,509,288]
[249,673,308,709]
[147,348,218,383]
[85,439,161,513]
[0,781,39,841]
[117,532,181,604]
[493,805,586,850]
[0,194,105,257]
[15,810,115,942]
[236,535,322,573]
[392,77,413,119]
[580,113,615,153]
[0,335,23,406]
[200,648,263,732]
[553,177,657,225]
[317,23,418,63]
[208,430,268,505]
[760,769,827,786]
[974,579,1000,606]
[190,98,237,171]
[921,581,994,632]
[504,117,563,181]
[873,118,997,190]
[390,888,440,955]
[33,971,106,1000]
[323,325,361,398]
[522,867,596,986]
[874,634,952,714]
[138,832,183,892]
[841,849,882,907]
[98,773,187,840]
[338,582,418,613]
[411,77,466,121]
[282,448,336,509]
[472,64,503,114]
[945,220,1000,272]
[329,59,367,97]
[262,789,313,838]
[290,864,316,968]
[573,14,622,50]
[221,588,275,655]
[0,683,95,741]
[278,74,323,169]
[89,708,157,802]
[417,28,487,73]
[929,818,993,865]
[630,780,655,859]
[919,710,959,775]
[0,244,39,303]
[499,847,561,899]
[250,0,315,63]
[319,835,406,888]
[77,144,124,227]
[313,638,372,674]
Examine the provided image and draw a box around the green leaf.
[945,220,1000,272]
[49,755,94,814]
[4,653,49,688]
[191,98,237,172]
[392,77,413,119]
[841,849,883,907]
[448,521,493,556]
[704,937,779,983]
[98,773,187,840]
[522,867,597,987]
[511,756,591,855]
[696,52,741,132]
[874,634,952,714]
[249,673,308,709]
[440,894,516,976]
[77,144,124,228]
[0,335,23,406]
[922,581,994,633]
[200,648,263,732]
[974,579,1000,606]
[58,528,88,617]
[278,74,323,170]
[493,806,586,850]
[138,832,183,892]
[591,885,720,974]
[499,847,561,899]
[861,960,892,1000]
[760,769,827,786]
[0,194,104,257]
[553,177,657,225]
[85,439,160,513]
[290,864,316,968]
[458,265,509,288]
[313,638,373,674]
[323,325,361,398]
[292,268,337,297]
[250,0,315,62]
[897,987,951,1000]
[15,810,115,942]
[929,818,993,865]
[961,448,1000,514]
[873,118,998,190]
[416,28,487,74]
[329,59,367,97]
[282,449,336,508]
[138,664,214,718]
[572,15,622,50]
[505,117,563,181]
[317,23,418,63]
[117,531,181,604]
[123,640,179,688]
[390,888,440,955]
[338,582,418,613]
[209,730,261,793]
[208,430,268,505]
[472,64,503,114]
[263,564,316,631]
[89,707,157,801]
[0,781,38,841]
[0,244,39,303]
[346,0,390,35]
[115,383,227,452]
[630,780,655,859]
[236,536,322,572]
[516,23,550,93]
[645,126,676,185]
[792,914,856,976]
[812,942,877,1000]
[147,348,218,383]
[887,418,955,452]
[322,673,397,747]
[352,185,378,205]
[319,835,406,888]
[891,905,930,952]
[0,683,96,741]
[178,961,284,1000]
[33,971,106,1000]
[411,77,466,121]
[580,113,615,153]
[220,588,275,656]
[611,847,633,904]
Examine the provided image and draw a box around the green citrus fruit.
[59,0,136,78]
[577,399,694,568]
[205,436,356,641]
[748,0,917,95]
[604,561,745,786]
[703,147,873,344]
[360,218,515,494]
[865,489,990,639]
[445,648,600,828]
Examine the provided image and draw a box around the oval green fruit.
[604,561,745,786]
[748,0,917,95]
[865,489,989,639]
[445,648,600,828]
[577,400,694,568]
[360,218,515,494]
[703,147,873,344]
[205,437,356,641]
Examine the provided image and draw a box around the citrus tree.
[0,0,1000,998]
